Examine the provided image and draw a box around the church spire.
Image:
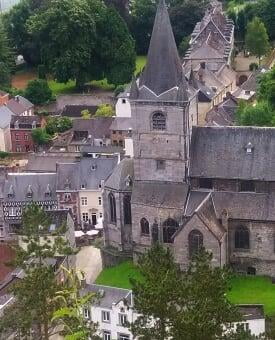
[139,0,186,97]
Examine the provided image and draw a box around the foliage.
[245,17,269,64]
[0,23,14,88]
[53,268,100,340]
[45,116,72,135]
[0,151,10,159]
[222,323,261,339]
[94,104,114,117]
[114,85,125,97]
[0,205,74,339]
[95,261,143,289]
[24,78,52,104]
[256,0,275,41]
[27,0,135,88]
[249,62,259,72]
[37,64,47,79]
[236,100,275,126]
[81,109,91,119]
[258,67,275,106]
[179,35,190,57]
[130,245,239,340]
[130,0,209,54]
[31,127,52,145]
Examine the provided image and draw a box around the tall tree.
[257,0,275,41]
[236,100,275,127]
[245,17,269,65]
[130,245,241,340]
[0,23,14,88]
[0,205,74,339]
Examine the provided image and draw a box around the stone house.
[6,95,34,116]
[102,0,275,278]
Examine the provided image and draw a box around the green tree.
[32,127,52,145]
[236,100,275,126]
[45,116,72,135]
[130,244,184,340]
[0,23,14,88]
[81,109,91,119]
[53,269,100,340]
[24,79,52,105]
[0,205,74,339]
[94,104,114,117]
[130,245,240,340]
[179,35,190,57]
[245,17,269,65]
[257,0,275,41]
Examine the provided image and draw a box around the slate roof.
[3,173,57,201]
[6,96,33,115]
[138,0,188,101]
[72,117,113,139]
[104,158,134,192]
[190,126,275,181]
[0,106,13,129]
[61,105,98,118]
[212,192,275,222]
[25,154,77,172]
[110,117,132,131]
[10,115,41,129]
[206,96,238,126]
[185,190,209,216]
[81,284,132,309]
[188,69,215,102]
[132,181,189,210]
[56,157,118,191]
[80,145,124,155]
[237,305,264,320]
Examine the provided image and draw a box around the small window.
[118,313,127,326]
[163,218,178,244]
[113,130,116,134]
[16,145,21,152]
[91,165,97,171]
[0,227,4,237]
[140,218,149,236]
[102,310,110,323]
[81,184,86,189]
[119,140,124,147]
[98,197,102,206]
[83,308,91,319]
[188,229,203,258]
[64,193,71,201]
[239,180,255,192]
[15,133,20,141]
[24,134,28,141]
[199,178,213,189]
[81,197,88,206]
[123,195,132,225]
[156,160,165,170]
[103,331,111,340]
[247,267,256,275]
[99,212,103,218]
[152,111,166,130]
[82,213,89,222]
[109,193,116,223]
[122,99,126,104]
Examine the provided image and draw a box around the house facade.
[102,0,275,278]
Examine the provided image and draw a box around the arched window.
[140,218,149,236]
[188,229,203,258]
[235,226,249,249]
[163,218,178,243]
[108,193,116,223]
[152,112,166,130]
[123,195,132,225]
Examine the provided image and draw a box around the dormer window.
[26,185,33,198]
[14,121,19,129]
[64,178,71,190]
[125,175,132,187]
[122,99,126,104]
[7,185,14,199]
[91,164,97,171]
[81,184,86,189]
[45,184,51,198]
[32,121,36,129]
[246,142,253,154]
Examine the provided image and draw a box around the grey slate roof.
[205,97,238,126]
[6,96,33,115]
[104,158,133,192]
[212,192,275,222]
[81,145,124,155]
[10,115,41,129]
[3,173,57,201]
[132,181,189,210]
[56,157,118,191]
[138,0,188,101]
[81,284,132,309]
[61,105,98,118]
[110,117,132,131]
[0,106,13,129]
[72,117,114,139]
[190,126,275,181]
[25,154,77,172]
[185,190,209,216]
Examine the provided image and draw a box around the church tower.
[130,0,198,258]
[130,0,197,183]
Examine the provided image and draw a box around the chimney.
[15,95,19,102]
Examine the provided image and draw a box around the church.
[102,0,275,277]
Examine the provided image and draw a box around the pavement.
[75,245,103,284]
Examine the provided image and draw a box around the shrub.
[249,62,259,71]
[94,104,114,117]
[25,79,52,105]
[0,151,10,159]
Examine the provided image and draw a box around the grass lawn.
[135,55,147,75]
[95,262,275,316]
[47,79,76,96]
[95,261,143,289]
[229,275,275,316]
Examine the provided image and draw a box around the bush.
[179,36,190,57]
[114,85,125,97]
[45,116,72,135]
[25,79,52,105]
[31,128,51,145]
[249,62,259,71]
[94,104,114,117]
[0,151,10,159]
